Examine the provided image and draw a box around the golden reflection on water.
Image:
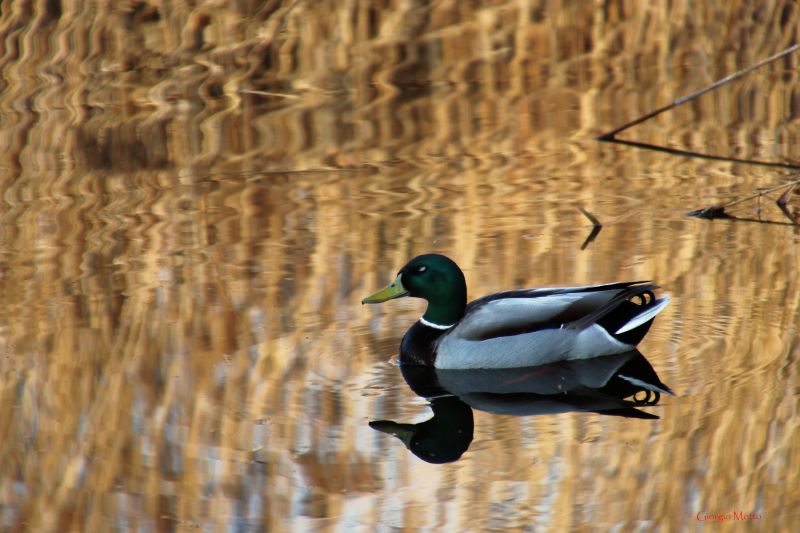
[1,1,799,531]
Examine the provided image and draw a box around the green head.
[362,254,467,327]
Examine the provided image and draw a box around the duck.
[362,254,670,369]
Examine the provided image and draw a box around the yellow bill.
[362,275,408,304]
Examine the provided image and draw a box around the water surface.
[1,1,799,532]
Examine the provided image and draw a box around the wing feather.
[454,284,646,341]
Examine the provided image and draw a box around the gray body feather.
[433,283,669,369]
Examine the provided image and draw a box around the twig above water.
[687,179,800,225]
[599,138,800,171]
[776,184,799,224]
[596,44,800,141]
[595,44,800,227]
[578,206,603,250]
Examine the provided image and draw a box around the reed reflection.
[371,351,673,463]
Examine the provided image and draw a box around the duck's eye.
[416,266,427,273]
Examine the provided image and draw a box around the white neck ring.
[420,316,454,330]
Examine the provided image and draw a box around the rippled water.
[1,1,799,532]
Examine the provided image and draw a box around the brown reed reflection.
[0,1,798,531]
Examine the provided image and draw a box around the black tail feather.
[569,283,664,345]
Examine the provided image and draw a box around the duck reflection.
[370,350,672,463]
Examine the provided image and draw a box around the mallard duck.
[362,254,670,369]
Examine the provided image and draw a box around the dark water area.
[1,1,799,531]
